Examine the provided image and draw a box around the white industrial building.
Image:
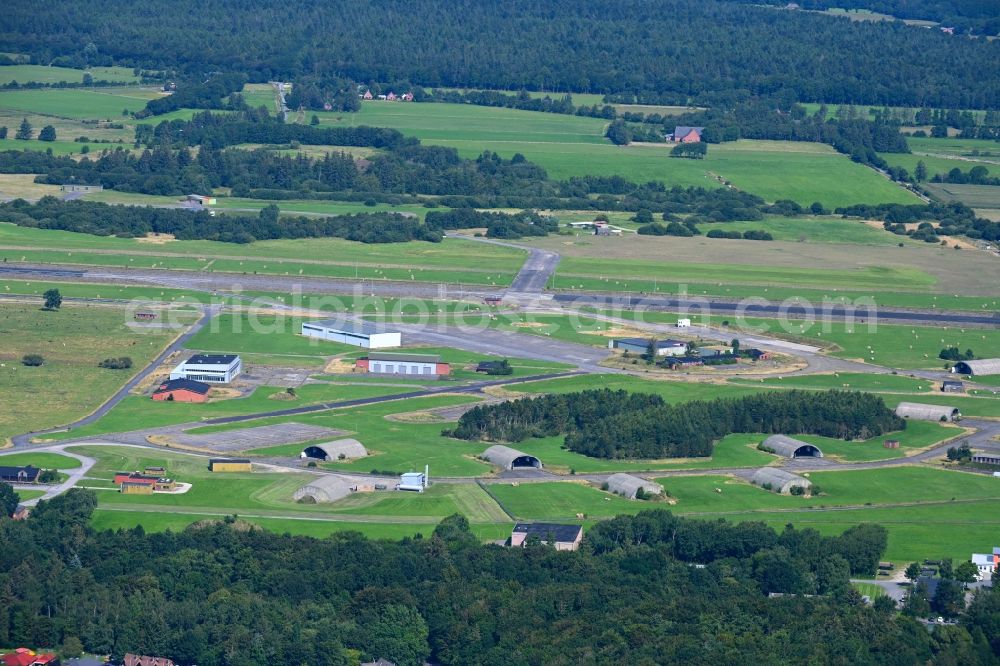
[301,319,401,349]
[169,354,241,384]
[895,402,960,422]
[972,548,999,580]
[398,467,428,492]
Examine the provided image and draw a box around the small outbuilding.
[481,445,542,470]
[895,402,960,421]
[293,476,353,503]
[398,470,427,492]
[953,359,1000,376]
[751,468,812,495]
[941,380,965,393]
[761,435,823,458]
[302,439,367,461]
[209,458,252,473]
[605,473,663,499]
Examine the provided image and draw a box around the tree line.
[7,0,1000,109]
[837,201,1000,242]
[0,197,562,244]
[2,489,999,664]
[449,388,904,459]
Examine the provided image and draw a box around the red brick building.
[671,126,704,143]
[1,648,59,666]
[356,352,450,377]
[152,378,210,403]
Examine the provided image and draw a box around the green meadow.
[485,465,1000,553]
[0,304,185,442]
[72,443,505,536]
[43,382,412,441]
[0,451,82,469]
[320,102,918,206]
[1,279,211,303]
[697,217,913,245]
[0,88,148,119]
[757,319,1000,369]
[0,223,524,286]
[190,394,492,477]
[554,256,936,292]
[0,138,92,154]
[0,65,141,85]
[730,372,934,393]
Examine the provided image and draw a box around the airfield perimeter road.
[1,262,998,327]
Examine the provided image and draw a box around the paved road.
[8,445,95,507]
[554,294,1000,327]
[10,303,222,447]
[446,234,560,294]
[26,370,583,449]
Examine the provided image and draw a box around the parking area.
[169,423,345,452]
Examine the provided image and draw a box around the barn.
[953,358,1000,376]
[481,445,542,470]
[151,378,210,403]
[761,435,824,458]
[302,439,368,461]
[292,476,353,503]
[510,523,584,551]
[605,473,663,499]
[301,319,401,349]
[895,402,960,421]
[0,466,41,484]
[751,468,812,495]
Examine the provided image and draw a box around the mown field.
[0,223,524,286]
[730,372,934,393]
[0,304,187,442]
[527,229,998,308]
[0,65,141,85]
[0,87,149,119]
[0,451,81,469]
[487,466,1000,561]
[555,255,935,292]
[923,183,1000,210]
[71,443,512,541]
[696,216,911,245]
[1,278,212,304]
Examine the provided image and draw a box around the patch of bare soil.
[323,358,357,374]
[136,232,176,244]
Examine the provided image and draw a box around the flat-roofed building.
[608,338,687,356]
[170,354,241,384]
[209,458,252,473]
[301,320,401,349]
[356,352,450,376]
[510,523,583,551]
